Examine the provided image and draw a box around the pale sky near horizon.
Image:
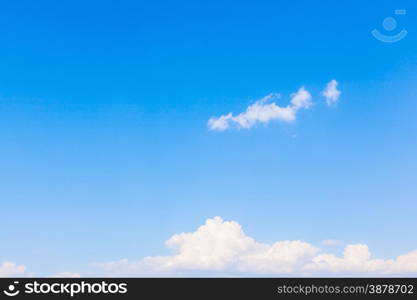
[1,0,417,277]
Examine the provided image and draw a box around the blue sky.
[0,0,417,276]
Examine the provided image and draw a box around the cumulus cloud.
[93,217,417,276]
[0,261,26,277]
[304,245,417,275]
[322,79,341,106]
[94,217,318,275]
[208,88,312,131]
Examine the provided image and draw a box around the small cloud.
[0,261,26,277]
[322,239,343,247]
[322,80,341,106]
[208,88,312,131]
[207,113,233,131]
[290,87,313,110]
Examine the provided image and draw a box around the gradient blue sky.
[0,0,416,276]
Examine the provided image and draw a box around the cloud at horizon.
[0,261,26,277]
[3,216,417,277]
[0,262,81,278]
[93,217,417,276]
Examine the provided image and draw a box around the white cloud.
[0,261,26,277]
[304,245,417,275]
[322,80,341,106]
[92,217,417,276]
[290,87,313,110]
[0,262,80,278]
[208,88,312,131]
[93,217,318,275]
[207,113,233,131]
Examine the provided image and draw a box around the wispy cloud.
[93,217,417,276]
[0,262,82,278]
[0,261,26,277]
[322,79,341,106]
[208,87,312,131]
